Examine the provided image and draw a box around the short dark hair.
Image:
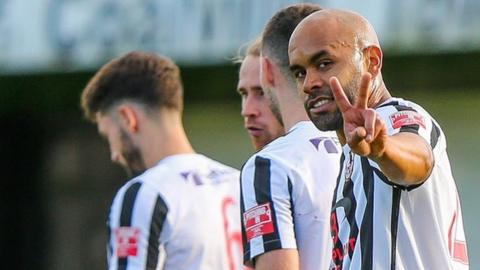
[81,51,183,121]
[261,4,321,73]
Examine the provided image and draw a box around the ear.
[364,45,383,77]
[261,56,275,87]
[117,105,139,133]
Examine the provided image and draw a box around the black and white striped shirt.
[330,98,469,270]
[107,154,243,270]
[240,121,341,269]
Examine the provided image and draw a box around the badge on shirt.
[115,227,140,258]
[243,203,274,241]
[345,152,354,181]
[389,110,426,129]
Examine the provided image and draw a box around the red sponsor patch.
[243,203,274,241]
[115,227,140,258]
[389,111,425,129]
[453,241,469,264]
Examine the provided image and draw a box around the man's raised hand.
[329,73,388,158]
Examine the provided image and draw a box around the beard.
[264,87,284,127]
[306,72,361,131]
[119,129,146,178]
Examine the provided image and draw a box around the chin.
[310,113,342,132]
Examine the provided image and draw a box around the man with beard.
[81,51,244,270]
[289,9,469,269]
[239,4,341,270]
[236,37,285,150]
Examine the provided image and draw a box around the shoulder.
[375,97,433,121]
[260,122,339,156]
[111,164,175,211]
[376,97,445,149]
[243,122,340,166]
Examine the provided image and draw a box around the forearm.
[370,132,434,186]
[255,249,299,270]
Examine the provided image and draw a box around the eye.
[253,88,264,97]
[293,69,306,80]
[316,60,332,69]
[237,89,247,97]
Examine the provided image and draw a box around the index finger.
[329,76,352,113]
[355,73,372,109]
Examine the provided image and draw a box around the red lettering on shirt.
[389,111,426,129]
[243,203,274,241]
[115,227,140,258]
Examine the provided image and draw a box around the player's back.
[241,121,341,270]
[108,153,243,270]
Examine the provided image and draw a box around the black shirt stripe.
[331,153,346,209]
[377,100,399,108]
[107,214,113,260]
[430,121,441,149]
[146,195,168,269]
[360,157,374,270]
[390,188,402,270]
[239,166,251,263]
[287,177,295,232]
[253,157,282,253]
[342,154,359,260]
[118,181,143,270]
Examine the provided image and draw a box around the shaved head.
[290,9,380,54]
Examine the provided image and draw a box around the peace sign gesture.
[330,73,388,158]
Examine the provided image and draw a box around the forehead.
[238,55,260,87]
[289,17,351,61]
[239,56,260,75]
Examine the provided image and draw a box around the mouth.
[246,125,264,137]
[307,96,336,115]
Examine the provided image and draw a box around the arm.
[255,249,299,270]
[240,156,298,269]
[108,181,168,270]
[370,132,433,185]
[330,74,434,186]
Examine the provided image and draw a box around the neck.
[368,78,391,108]
[273,73,310,131]
[139,113,195,169]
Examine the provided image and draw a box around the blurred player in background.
[81,51,244,270]
[289,9,469,269]
[240,4,342,270]
[236,37,285,150]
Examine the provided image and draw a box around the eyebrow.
[310,50,330,63]
[289,49,330,72]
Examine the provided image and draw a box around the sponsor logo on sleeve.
[115,227,140,258]
[389,111,426,129]
[243,203,274,241]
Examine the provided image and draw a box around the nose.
[302,70,324,95]
[241,95,259,118]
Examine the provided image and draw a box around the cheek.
[107,134,122,155]
[261,106,277,125]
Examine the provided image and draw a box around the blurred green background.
[1,52,479,269]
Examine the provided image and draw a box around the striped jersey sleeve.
[240,156,296,266]
[107,180,168,270]
[376,99,442,150]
